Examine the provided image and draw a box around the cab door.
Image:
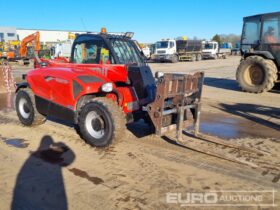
[241,16,261,53]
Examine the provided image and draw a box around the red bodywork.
[27,59,138,114]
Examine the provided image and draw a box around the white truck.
[52,39,74,59]
[154,39,178,62]
[141,46,151,59]
[154,39,204,63]
[202,41,232,59]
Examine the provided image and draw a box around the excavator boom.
[20,32,40,57]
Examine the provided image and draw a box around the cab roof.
[244,11,280,21]
[75,32,134,41]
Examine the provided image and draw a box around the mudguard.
[16,82,30,92]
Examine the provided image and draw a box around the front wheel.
[78,97,126,147]
[15,89,46,126]
[171,55,178,63]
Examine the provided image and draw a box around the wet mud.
[0,136,29,148]
[199,112,280,140]
[68,168,104,185]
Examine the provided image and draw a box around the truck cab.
[154,39,178,62]
[202,41,219,59]
[202,41,231,59]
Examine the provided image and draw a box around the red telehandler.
[15,29,204,147]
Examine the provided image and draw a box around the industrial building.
[0,27,18,42]
[0,26,88,43]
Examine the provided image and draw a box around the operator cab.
[241,12,280,66]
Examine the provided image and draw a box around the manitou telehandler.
[236,12,280,93]
[15,28,204,147]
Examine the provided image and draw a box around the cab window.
[72,36,115,64]
[111,39,143,64]
[242,18,261,44]
[262,15,280,43]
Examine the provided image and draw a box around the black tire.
[171,55,178,63]
[78,97,126,147]
[236,56,277,93]
[196,54,202,61]
[15,89,46,126]
[191,54,196,62]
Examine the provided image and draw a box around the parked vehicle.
[141,46,151,59]
[52,39,73,59]
[133,41,151,60]
[0,40,20,61]
[202,41,231,59]
[153,39,204,62]
[236,12,280,93]
[231,42,240,55]
[15,29,204,147]
[153,39,177,62]
[177,39,204,61]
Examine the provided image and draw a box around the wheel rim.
[245,64,265,85]
[19,98,31,119]
[85,111,105,139]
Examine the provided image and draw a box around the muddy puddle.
[4,138,29,148]
[197,112,280,140]
[0,136,29,148]
[0,92,15,112]
[129,112,279,140]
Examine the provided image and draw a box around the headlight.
[101,82,113,92]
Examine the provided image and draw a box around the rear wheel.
[78,97,126,147]
[15,89,46,126]
[191,54,196,62]
[196,54,202,61]
[236,56,277,93]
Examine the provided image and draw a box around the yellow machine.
[68,32,76,40]
[0,40,20,60]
